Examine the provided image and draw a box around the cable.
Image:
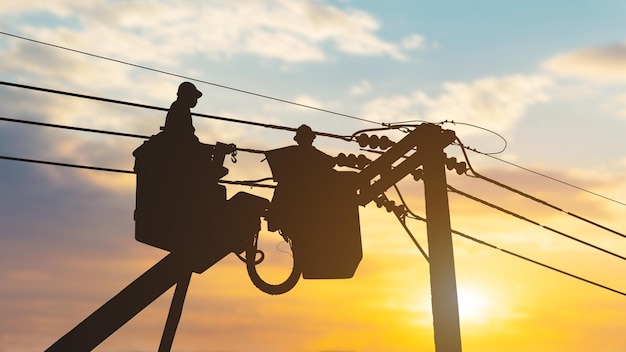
[454,137,626,239]
[487,153,626,206]
[0,154,276,189]
[455,137,626,207]
[455,226,626,296]
[0,115,266,154]
[0,80,352,142]
[0,154,134,174]
[447,184,626,262]
[380,191,429,262]
[0,116,151,139]
[404,212,625,296]
[442,120,508,155]
[0,30,381,126]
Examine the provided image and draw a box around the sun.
[456,286,489,323]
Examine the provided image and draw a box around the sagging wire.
[454,137,626,240]
[447,184,626,262]
[389,185,429,262]
[0,80,354,143]
[390,179,626,296]
[350,123,424,139]
[442,120,508,155]
[406,212,626,296]
[0,31,383,127]
[0,154,277,189]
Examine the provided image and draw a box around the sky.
[1,1,626,351]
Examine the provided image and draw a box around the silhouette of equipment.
[133,132,268,272]
[263,146,362,280]
[46,117,462,351]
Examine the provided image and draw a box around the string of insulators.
[355,133,394,150]
[336,153,372,169]
[374,195,406,216]
[445,157,468,175]
[411,168,424,181]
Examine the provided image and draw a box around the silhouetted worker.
[264,124,362,279]
[163,81,202,142]
[292,124,335,171]
[134,81,232,256]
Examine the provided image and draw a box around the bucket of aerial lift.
[132,132,230,256]
[264,146,362,279]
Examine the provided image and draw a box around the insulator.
[412,169,424,181]
[455,162,468,175]
[356,154,371,168]
[384,200,396,212]
[368,135,380,149]
[446,157,458,170]
[374,196,385,208]
[356,134,369,148]
[378,135,393,150]
[336,153,367,169]
[394,205,406,217]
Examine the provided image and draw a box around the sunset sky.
[2,1,626,351]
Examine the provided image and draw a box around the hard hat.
[294,124,315,144]
[177,81,203,99]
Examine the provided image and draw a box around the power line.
[400,200,625,296]
[2,148,624,297]
[0,30,381,126]
[468,168,626,240]
[452,226,626,296]
[485,153,626,206]
[0,115,265,154]
[0,154,276,189]
[0,154,134,174]
[447,184,626,262]
[453,137,626,239]
[0,116,150,139]
[457,139,626,207]
[0,80,352,142]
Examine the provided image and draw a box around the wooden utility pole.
[420,124,462,352]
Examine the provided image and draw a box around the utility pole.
[420,124,462,352]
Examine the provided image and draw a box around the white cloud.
[401,34,425,50]
[362,74,554,132]
[349,80,373,96]
[292,94,325,109]
[542,41,626,83]
[608,92,626,118]
[3,0,416,64]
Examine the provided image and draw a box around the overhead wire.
[0,80,352,142]
[3,30,623,209]
[0,154,277,189]
[454,135,626,207]
[485,153,626,207]
[441,120,508,154]
[0,115,265,154]
[0,115,151,139]
[454,137,626,239]
[394,188,626,296]
[0,30,382,126]
[2,116,625,295]
[447,184,626,261]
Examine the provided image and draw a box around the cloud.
[3,0,416,64]
[401,34,425,50]
[362,74,554,132]
[349,80,373,96]
[292,94,325,109]
[542,41,626,83]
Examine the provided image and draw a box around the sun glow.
[457,287,489,323]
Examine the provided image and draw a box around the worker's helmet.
[177,82,203,99]
[294,124,315,145]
